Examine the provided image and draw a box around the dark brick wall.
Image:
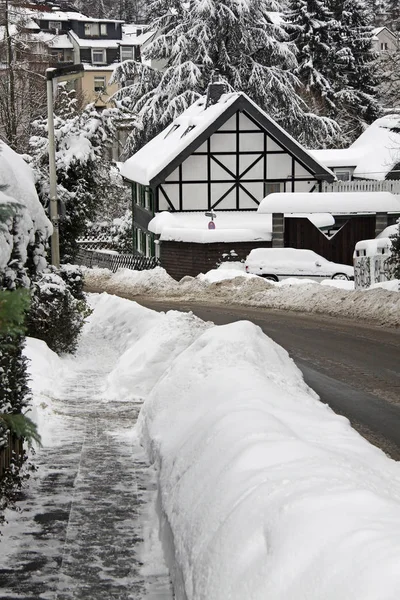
[160,241,272,281]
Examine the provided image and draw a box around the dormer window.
[85,23,100,37]
[121,46,134,61]
[92,49,106,65]
[100,24,107,35]
[49,21,62,32]
[181,125,195,138]
[164,124,180,138]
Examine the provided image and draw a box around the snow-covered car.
[245,248,354,282]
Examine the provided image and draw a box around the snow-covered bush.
[0,141,51,289]
[27,270,91,355]
[29,87,128,262]
[389,221,400,279]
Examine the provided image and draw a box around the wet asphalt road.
[136,299,400,460]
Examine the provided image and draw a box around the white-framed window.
[84,23,100,37]
[94,76,106,92]
[145,234,150,257]
[49,21,62,31]
[335,170,351,181]
[121,46,134,61]
[92,49,106,65]
[100,23,107,35]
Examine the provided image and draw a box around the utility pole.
[46,64,84,267]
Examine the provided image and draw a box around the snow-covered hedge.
[0,141,51,288]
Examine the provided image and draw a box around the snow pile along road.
[84,264,400,326]
[137,318,400,600]
[22,293,400,599]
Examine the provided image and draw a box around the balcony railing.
[322,179,400,194]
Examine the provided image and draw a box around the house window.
[100,23,107,35]
[335,170,351,181]
[380,42,388,50]
[92,49,106,65]
[49,21,62,32]
[264,182,282,196]
[49,49,64,63]
[85,23,100,37]
[144,187,153,211]
[121,46,134,61]
[94,76,106,92]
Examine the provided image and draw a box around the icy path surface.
[0,331,173,600]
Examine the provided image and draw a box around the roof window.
[181,125,195,138]
[164,124,180,138]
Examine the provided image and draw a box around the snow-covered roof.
[121,24,154,46]
[35,32,73,48]
[149,211,334,243]
[68,30,119,48]
[121,91,334,186]
[21,7,123,23]
[311,115,400,180]
[310,148,362,168]
[258,192,400,215]
[372,26,397,39]
[351,116,400,180]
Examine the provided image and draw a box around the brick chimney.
[205,78,227,109]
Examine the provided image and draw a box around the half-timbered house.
[121,84,334,276]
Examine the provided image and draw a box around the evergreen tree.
[328,0,382,144]
[286,0,337,116]
[387,0,400,31]
[29,87,127,262]
[111,0,338,154]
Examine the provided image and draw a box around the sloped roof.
[121,92,335,187]
[311,115,400,180]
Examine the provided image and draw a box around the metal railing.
[76,248,160,273]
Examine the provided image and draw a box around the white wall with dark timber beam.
[157,110,319,213]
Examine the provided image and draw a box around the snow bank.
[84,265,400,326]
[104,310,211,400]
[24,337,69,446]
[138,320,400,600]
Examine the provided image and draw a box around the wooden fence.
[76,248,160,273]
[0,432,24,479]
[322,179,400,194]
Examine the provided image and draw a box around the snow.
[13,291,400,599]
[377,224,399,238]
[354,237,392,257]
[258,192,400,215]
[23,337,69,447]
[0,142,52,271]
[311,115,400,180]
[121,91,333,186]
[68,30,120,48]
[149,211,334,243]
[84,264,400,327]
[137,317,400,599]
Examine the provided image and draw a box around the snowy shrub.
[215,249,240,268]
[389,221,400,279]
[27,271,91,355]
[29,88,129,262]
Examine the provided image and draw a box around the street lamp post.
[46,63,84,267]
